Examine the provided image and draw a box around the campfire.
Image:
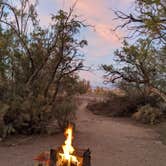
[34,124,91,166]
[57,124,82,166]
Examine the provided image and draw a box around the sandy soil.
[0,101,166,166]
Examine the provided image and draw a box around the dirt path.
[0,101,166,166]
[76,102,166,166]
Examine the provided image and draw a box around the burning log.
[34,125,91,166]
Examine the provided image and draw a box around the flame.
[59,124,80,166]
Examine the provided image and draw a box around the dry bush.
[52,99,76,131]
[87,89,162,118]
[0,96,51,138]
[0,96,77,138]
[0,95,79,139]
[87,92,145,117]
[132,105,162,125]
[0,102,11,138]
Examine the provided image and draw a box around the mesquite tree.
[102,40,166,101]
[0,0,88,136]
[114,0,166,44]
[103,0,166,102]
[0,0,87,103]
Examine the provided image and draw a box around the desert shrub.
[87,89,161,118]
[132,105,162,125]
[0,94,78,138]
[87,101,107,115]
[0,96,51,138]
[53,99,76,131]
[0,102,11,138]
[87,92,145,117]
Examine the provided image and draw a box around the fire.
[57,124,81,166]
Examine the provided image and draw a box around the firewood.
[50,149,57,166]
[83,149,91,166]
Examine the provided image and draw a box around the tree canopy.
[103,0,166,101]
[0,0,88,104]
[114,0,166,44]
[0,0,89,136]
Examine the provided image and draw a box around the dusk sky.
[36,0,134,87]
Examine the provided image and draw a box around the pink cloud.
[36,0,134,85]
[55,0,129,56]
[96,24,122,45]
[37,0,133,57]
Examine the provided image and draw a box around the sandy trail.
[0,101,166,166]
[75,101,166,166]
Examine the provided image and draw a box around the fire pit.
[34,124,91,166]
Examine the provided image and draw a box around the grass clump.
[132,104,162,125]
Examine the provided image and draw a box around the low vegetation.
[53,98,77,131]
[87,88,165,125]
[132,105,162,125]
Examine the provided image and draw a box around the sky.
[35,0,134,87]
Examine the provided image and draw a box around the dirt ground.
[0,101,166,166]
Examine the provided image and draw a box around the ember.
[34,124,91,166]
